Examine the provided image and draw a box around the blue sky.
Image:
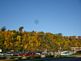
[0,0,81,36]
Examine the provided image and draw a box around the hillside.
[0,27,81,52]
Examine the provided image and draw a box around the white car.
[61,51,73,56]
[0,53,4,56]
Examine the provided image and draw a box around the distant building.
[78,36,81,39]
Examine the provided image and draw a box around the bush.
[26,56,32,59]
[34,55,41,59]
[46,55,54,58]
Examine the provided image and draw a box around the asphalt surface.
[16,57,81,61]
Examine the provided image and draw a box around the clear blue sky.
[0,0,81,36]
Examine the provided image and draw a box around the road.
[16,57,81,61]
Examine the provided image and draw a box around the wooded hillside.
[0,26,81,52]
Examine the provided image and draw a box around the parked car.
[0,53,4,56]
[17,52,35,56]
[61,51,74,56]
[4,52,14,56]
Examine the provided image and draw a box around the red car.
[17,52,35,56]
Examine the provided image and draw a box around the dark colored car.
[5,51,35,57]
[17,52,35,56]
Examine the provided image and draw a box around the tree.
[0,35,5,49]
[0,26,6,31]
[19,26,24,32]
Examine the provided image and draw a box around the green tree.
[0,26,6,31]
[19,26,24,32]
